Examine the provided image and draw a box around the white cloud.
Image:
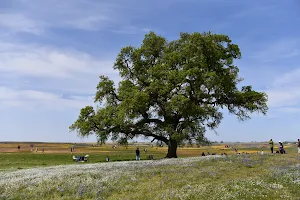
[0,41,120,109]
[0,13,44,35]
[267,88,300,107]
[67,95,94,101]
[10,0,113,31]
[0,1,149,112]
[249,39,300,62]
[271,68,300,87]
[266,67,300,111]
[239,37,300,114]
[0,0,149,34]
[0,41,115,78]
[272,107,300,114]
[62,15,111,31]
[111,26,151,35]
[0,86,93,111]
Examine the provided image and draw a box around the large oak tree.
[70,32,268,158]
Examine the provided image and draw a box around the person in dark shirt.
[136,148,140,160]
[269,139,274,153]
[279,141,286,154]
[297,139,300,154]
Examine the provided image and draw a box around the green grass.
[0,150,167,171]
[112,155,300,200]
[1,143,299,199]
[1,154,299,199]
[0,144,298,171]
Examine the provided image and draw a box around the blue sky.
[0,0,300,143]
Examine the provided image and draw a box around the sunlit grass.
[1,142,298,171]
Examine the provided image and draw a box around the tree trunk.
[166,139,178,158]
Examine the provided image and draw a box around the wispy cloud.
[0,13,44,35]
[271,68,300,87]
[62,16,111,31]
[240,35,300,115]
[273,107,300,114]
[0,39,120,109]
[229,4,282,19]
[0,86,93,111]
[110,27,151,35]
[267,88,300,108]
[0,0,299,144]
[266,67,300,112]
[248,39,300,62]
[0,41,115,78]
[1,0,150,34]
[0,0,154,111]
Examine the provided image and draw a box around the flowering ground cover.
[0,154,299,200]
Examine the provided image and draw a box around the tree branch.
[137,111,165,126]
[143,132,169,144]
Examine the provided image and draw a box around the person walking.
[269,139,274,153]
[136,148,140,160]
[297,139,300,154]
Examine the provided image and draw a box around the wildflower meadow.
[0,143,299,200]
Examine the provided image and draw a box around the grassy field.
[0,142,299,199]
[1,141,296,170]
[0,142,167,170]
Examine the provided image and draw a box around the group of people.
[269,139,300,154]
[104,147,152,162]
[134,148,154,160]
[33,147,44,153]
[17,144,44,153]
[136,139,300,161]
[70,146,75,152]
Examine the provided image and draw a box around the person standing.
[297,139,300,154]
[136,148,140,160]
[269,139,274,153]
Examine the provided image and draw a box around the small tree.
[70,32,268,158]
[117,137,129,149]
[96,135,106,146]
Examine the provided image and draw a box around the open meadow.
[1,142,295,170]
[0,142,299,199]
